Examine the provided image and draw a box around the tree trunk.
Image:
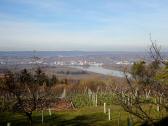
[26,112,32,126]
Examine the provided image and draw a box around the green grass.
[69,93,117,108]
[0,105,133,126]
[0,94,166,126]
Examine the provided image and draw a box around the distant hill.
[0,51,149,58]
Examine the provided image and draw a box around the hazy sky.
[0,0,168,51]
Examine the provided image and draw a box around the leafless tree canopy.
[116,42,168,126]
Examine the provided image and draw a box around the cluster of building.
[116,61,133,65]
[0,57,133,66]
[53,60,103,66]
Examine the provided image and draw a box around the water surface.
[69,65,126,78]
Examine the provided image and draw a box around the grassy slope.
[0,105,164,126]
[0,105,134,126]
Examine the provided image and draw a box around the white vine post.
[92,93,95,106]
[7,122,11,126]
[118,112,121,126]
[135,88,138,97]
[147,90,151,99]
[49,108,52,116]
[145,90,148,99]
[155,97,160,112]
[42,110,44,124]
[127,97,130,106]
[157,104,160,112]
[121,91,124,99]
[88,88,92,100]
[159,97,162,104]
[95,94,98,107]
[155,98,157,104]
[145,90,151,99]
[104,103,106,113]
[108,108,111,120]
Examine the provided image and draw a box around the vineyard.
[0,44,168,126]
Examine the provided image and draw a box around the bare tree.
[0,68,53,125]
[116,42,168,126]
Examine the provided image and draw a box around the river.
[69,65,127,78]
